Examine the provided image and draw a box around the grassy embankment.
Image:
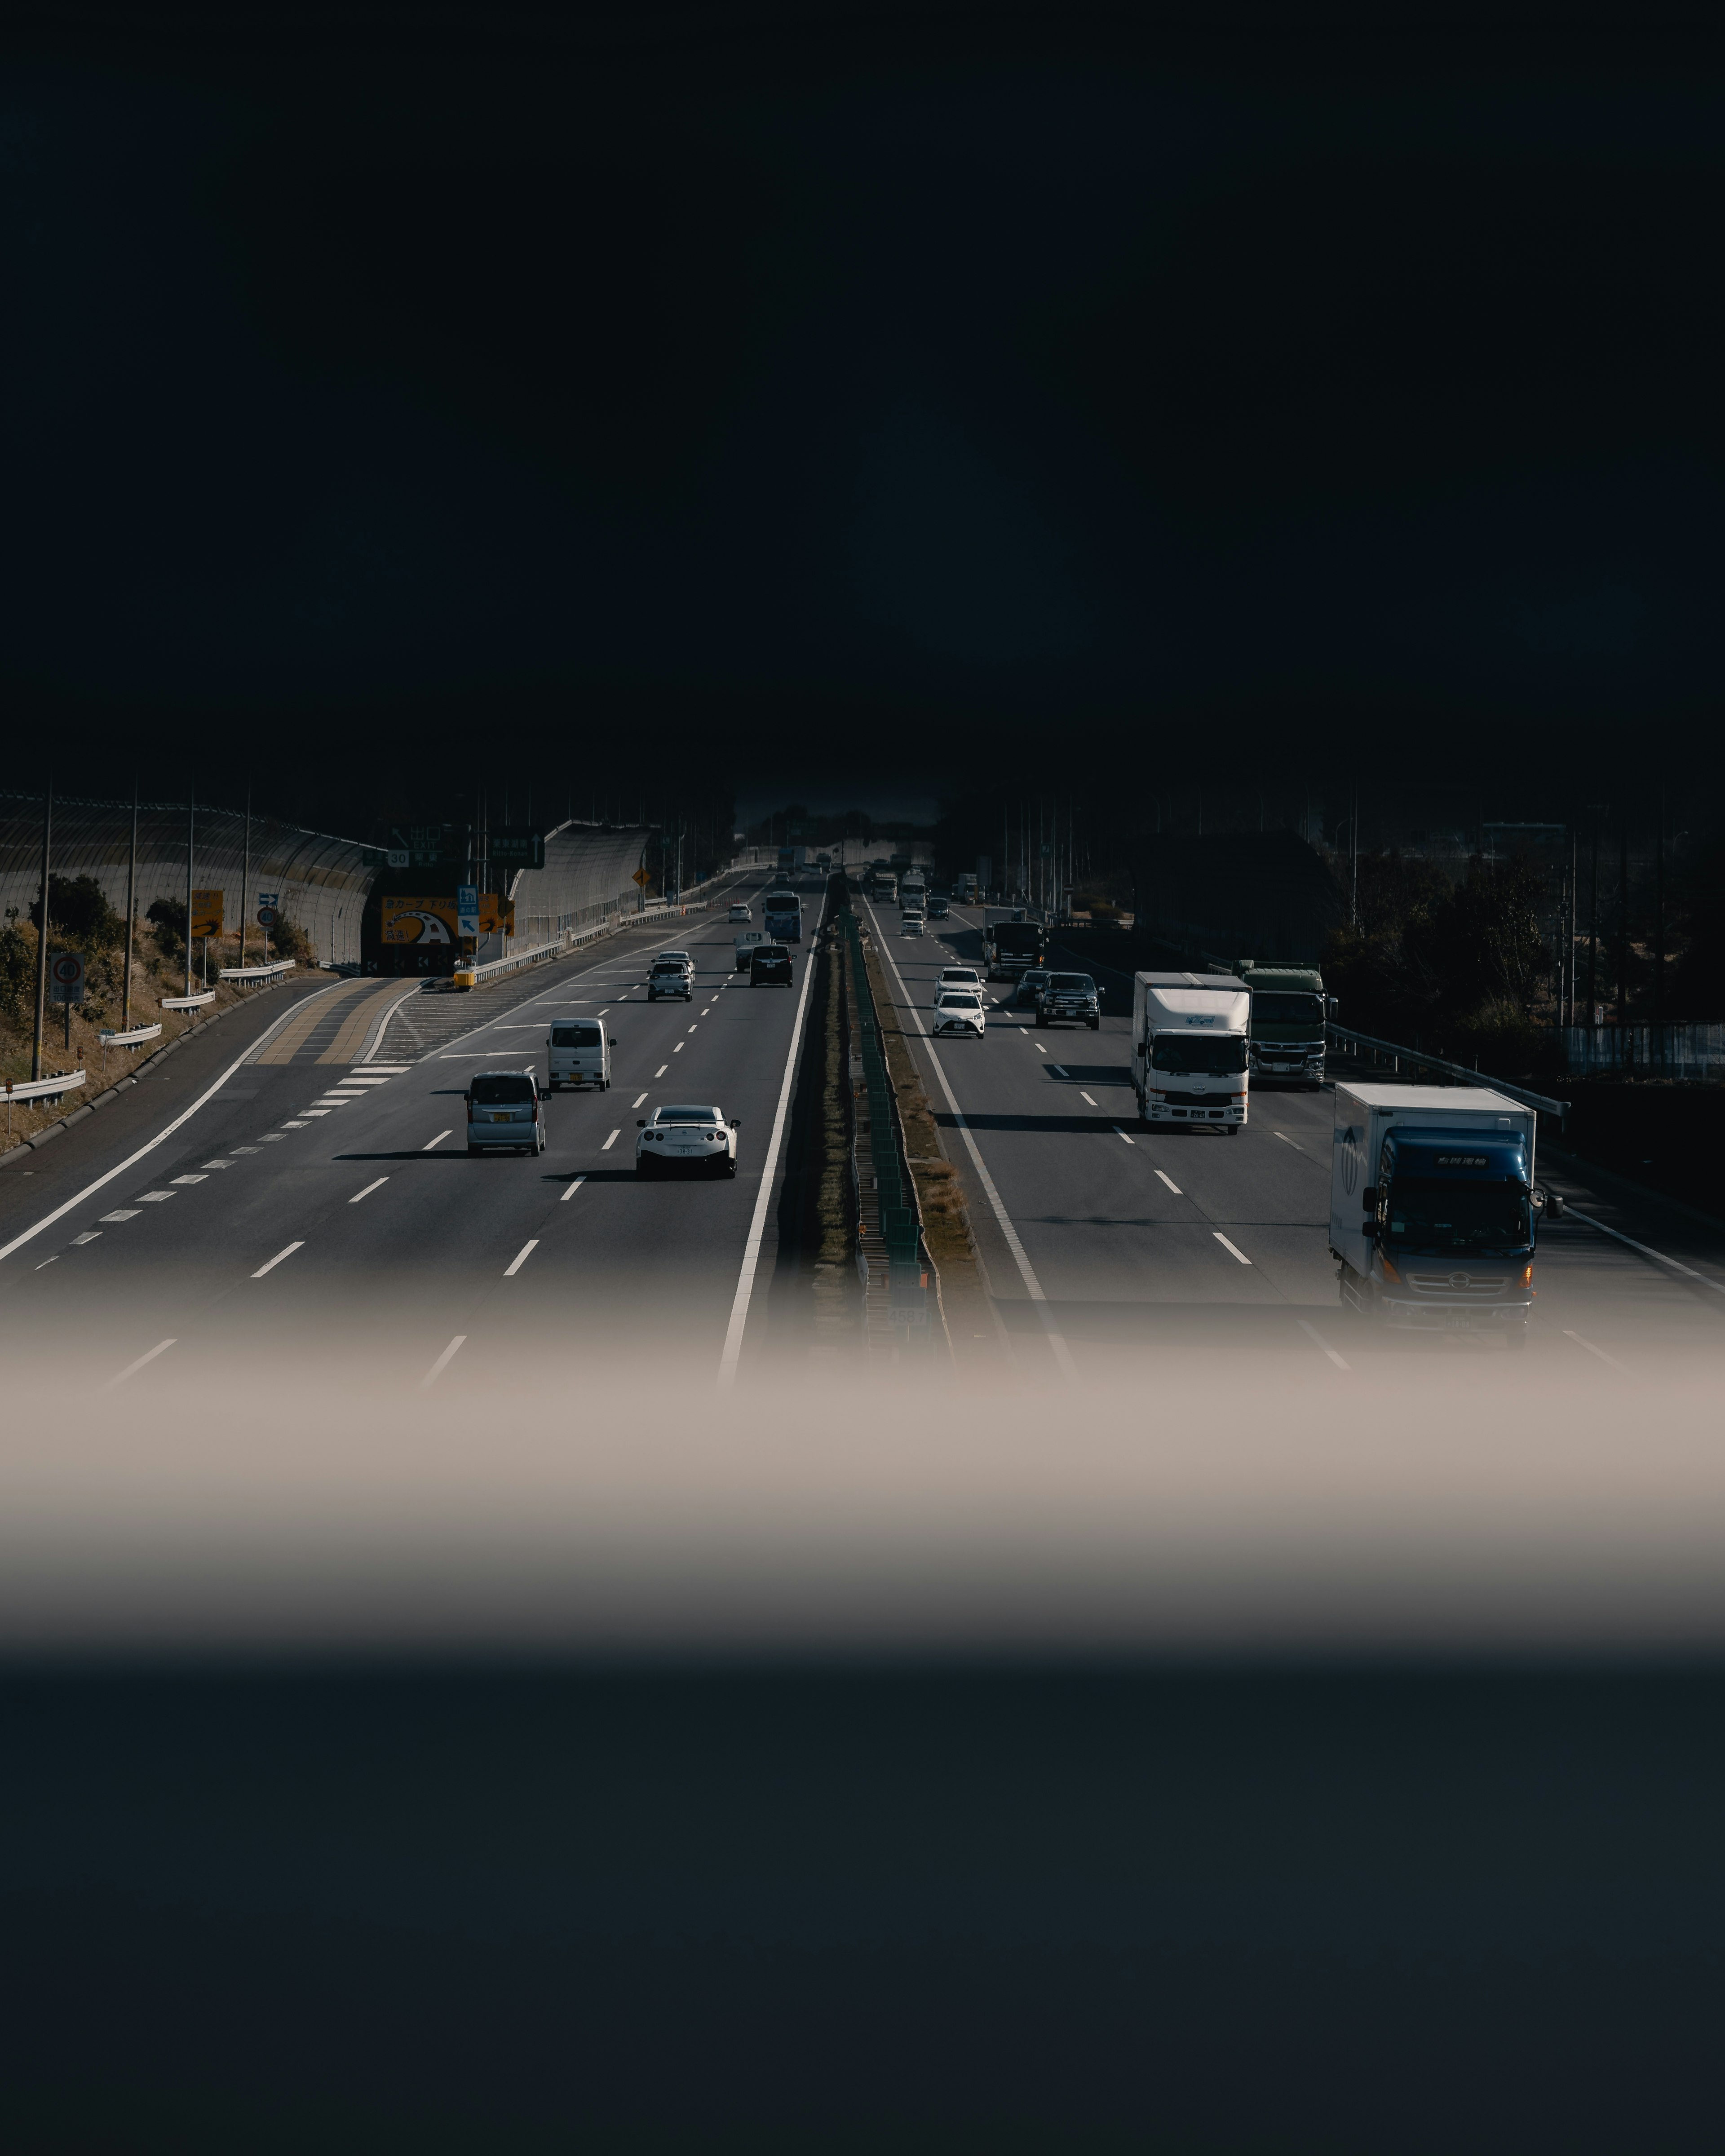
[0,915,312,1153]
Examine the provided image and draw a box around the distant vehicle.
[750,943,793,986]
[983,910,1046,981]
[954,873,979,903]
[899,870,928,913]
[777,846,796,875]
[926,895,949,920]
[647,955,694,1001]
[1233,958,1333,1087]
[547,1017,615,1090]
[871,872,898,904]
[1331,1082,1557,1345]
[901,914,925,937]
[734,928,767,972]
[937,966,980,996]
[816,853,832,873]
[761,887,803,942]
[933,989,986,1038]
[464,1068,546,1155]
[1035,972,1101,1030]
[1131,972,1250,1132]
[728,902,751,923]
[635,1102,739,1179]
[1011,968,1046,1009]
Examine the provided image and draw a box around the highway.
[864,897,1725,1381]
[0,875,814,1392]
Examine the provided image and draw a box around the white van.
[734,928,767,972]
[547,1016,614,1091]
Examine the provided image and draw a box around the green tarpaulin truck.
[1232,959,1331,1088]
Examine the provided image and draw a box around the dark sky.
[5,7,1723,822]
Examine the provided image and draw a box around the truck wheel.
[1226,1124,1241,1137]
[1089,1019,1100,1030]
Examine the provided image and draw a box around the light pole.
[30,778,51,1082]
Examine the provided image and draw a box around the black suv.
[1035,972,1101,1029]
[750,944,793,986]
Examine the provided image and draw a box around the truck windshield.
[1150,1034,1248,1075]
[1385,1178,1531,1255]
[991,925,1043,955]
[1252,993,1324,1025]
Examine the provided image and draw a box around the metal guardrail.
[99,1023,162,1047]
[451,940,562,990]
[840,910,930,1344]
[161,990,217,1010]
[4,1070,86,1105]
[219,959,296,983]
[1327,1023,1569,1124]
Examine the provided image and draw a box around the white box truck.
[1330,1082,1561,1345]
[1131,973,1251,1132]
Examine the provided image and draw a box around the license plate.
[1446,1313,1469,1330]
[490,1113,510,1123]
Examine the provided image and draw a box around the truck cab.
[1234,959,1331,1087]
[1330,1084,1560,1346]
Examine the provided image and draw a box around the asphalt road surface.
[867,897,1725,1383]
[0,875,814,1392]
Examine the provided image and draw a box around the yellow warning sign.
[632,867,652,888]
[190,888,224,938]
[382,895,513,945]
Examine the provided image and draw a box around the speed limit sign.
[48,952,84,1004]
[256,906,279,928]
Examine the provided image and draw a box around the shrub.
[147,897,187,961]
[0,923,36,1026]
[269,915,311,960]
[29,875,126,950]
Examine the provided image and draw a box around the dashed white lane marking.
[299,1109,331,1118]
[687,1025,699,1033]
[1111,1125,1136,1145]
[654,1065,668,1078]
[1563,1329,1632,1373]
[504,1239,539,1277]
[170,1174,207,1186]
[349,1177,388,1204]
[673,1042,685,1053]
[1154,1170,1181,1194]
[105,1339,177,1389]
[100,1209,140,1223]
[601,1130,620,1150]
[632,1092,648,1107]
[423,1130,452,1149]
[1079,1091,1098,1106]
[1213,1232,1252,1265]
[138,1191,175,1204]
[72,1231,101,1245]
[1297,1319,1352,1371]
[419,1335,466,1390]
[252,1241,303,1279]
[597,1008,610,1017]
[1032,1041,1046,1052]
[1048,1065,1067,1077]
[1274,1131,1306,1153]
[561,1175,587,1203]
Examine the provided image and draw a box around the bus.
[761,886,804,941]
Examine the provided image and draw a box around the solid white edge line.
[1213,1232,1252,1265]
[1563,1328,1633,1373]
[863,898,1078,1380]
[104,1338,177,1389]
[0,977,348,1268]
[561,1175,587,1202]
[252,1240,304,1279]
[504,1239,538,1277]
[349,1176,388,1203]
[1564,1206,1725,1295]
[357,985,425,1064]
[717,929,820,1390]
[1296,1318,1352,1371]
[1154,1169,1182,1194]
[419,1334,467,1390]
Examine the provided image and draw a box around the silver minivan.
[465,1067,547,1154]
[547,1016,614,1091]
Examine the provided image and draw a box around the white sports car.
[932,989,986,1038]
[635,1102,740,1177]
